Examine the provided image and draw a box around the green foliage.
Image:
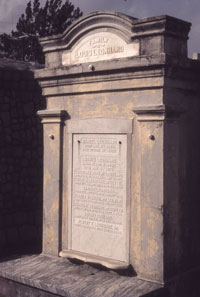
[0,0,82,64]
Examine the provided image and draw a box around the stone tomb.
[35,10,200,295]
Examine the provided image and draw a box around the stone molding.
[37,110,68,124]
[133,104,185,121]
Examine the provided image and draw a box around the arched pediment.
[62,11,137,49]
[39,12,191,68]
[40,11,140,66]
[41,11,137,51]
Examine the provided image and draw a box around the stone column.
[37,110,67,256]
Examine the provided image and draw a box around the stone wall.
[0,59,45,257]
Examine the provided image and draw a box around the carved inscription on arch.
[71,134,128,262]
[62,32,139,65]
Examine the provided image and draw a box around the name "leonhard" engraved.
[62,32,139,65]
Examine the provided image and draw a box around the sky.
[0,0,199,57]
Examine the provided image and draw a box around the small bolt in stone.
[49,134,54,140]
[88,64,95,71]
[149,135,155,140]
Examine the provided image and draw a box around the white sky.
[0,0,199,57]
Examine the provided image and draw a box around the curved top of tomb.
[39,11,138,52]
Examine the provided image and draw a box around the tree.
[0,0,82,64]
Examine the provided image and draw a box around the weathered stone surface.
[0,255,167,297]
[36,9,200,291]
[38,12,191,68]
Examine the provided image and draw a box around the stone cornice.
[133,104,185,121]
[37,110,68,124]
[34,54,166,79]
[39,13,191,54]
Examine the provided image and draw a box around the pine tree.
[0,0,82,64]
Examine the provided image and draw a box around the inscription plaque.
[62,32,139,65]
[71,134,128,263]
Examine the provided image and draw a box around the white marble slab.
[62,32,139,65]
[71,133,128,263]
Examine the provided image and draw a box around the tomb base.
[0,254,167,297]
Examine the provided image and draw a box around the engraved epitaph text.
[71,134,128,262]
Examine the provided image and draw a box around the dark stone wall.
[163,62,200,280]
[0,59,45,256]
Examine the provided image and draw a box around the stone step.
[0,254,167,297]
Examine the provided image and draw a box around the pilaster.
[132,104,183,283]
[37,110,67,256]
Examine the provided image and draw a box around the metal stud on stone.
[88,64,95,71]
